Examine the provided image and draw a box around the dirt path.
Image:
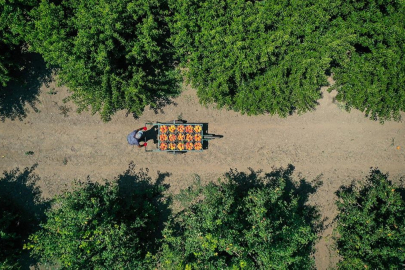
[1,78,404,269]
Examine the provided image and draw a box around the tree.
[158,166,322,269]
[168,0,336,116]
[26,169,169,269]
[334,169,405,269]
[0,195,23,269]
[329,0,405,122]
[28,0,180,121]
[0,0,38,87]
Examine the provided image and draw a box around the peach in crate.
[160,125,168,133]
[194,125,202,133]
[186,134,193,142]
[159,134,168,141]
[169,134,177,142]
[185,142,194,150]
[177,142,185,151]
[194,134,202,141]
[194,142,202,150]
[177,125,185,133]
[185,125,194,133]
[177,133,185,141]
[168,143,176,150]
[160,142,168,150]
[168,125,176,133]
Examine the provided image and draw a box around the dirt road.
[1,78,404,269]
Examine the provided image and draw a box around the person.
[127,127,147,148]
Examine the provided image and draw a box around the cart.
[143,121,217,153]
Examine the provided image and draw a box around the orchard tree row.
[1,0,404,121]
[1,165,404,269]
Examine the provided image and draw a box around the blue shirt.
[127,130,139,145]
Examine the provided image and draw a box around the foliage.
[168,0,336,116]
[26,172,168,269]
[158,166,322,269]
[3,0,404,121]
[28,0,180,121]
[330,0,405,122]
[0,195,23,269]
[0,42,14,87]
[334,169,405,269]
[169,0,405,121]
[0,0,38,87]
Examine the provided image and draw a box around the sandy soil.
[1,75,404,269]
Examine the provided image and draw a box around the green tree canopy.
[335,169,405,269]
[168,0,336,116]
[0,0,38,87]
[169,0,405,121]
[28,0,180,121]
[330,0,405,122]
[27,166,170,269]
[158,166,322,269]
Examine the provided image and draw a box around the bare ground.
[1,77,404,269]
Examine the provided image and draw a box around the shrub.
[0,196,23,269]
[335,169,405,269]
[168,0,341,116]
[0,0,38,87]
[158,167,322,269]
[28,0,180,121]
[330,0,405,122]
[27,173,168,269]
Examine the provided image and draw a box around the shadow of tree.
[115,161,172,252]
[0,52,53,122]
[126,96,179,120]
[0,164,50,269]
[150,96,178,116]
[0,164,50,229]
